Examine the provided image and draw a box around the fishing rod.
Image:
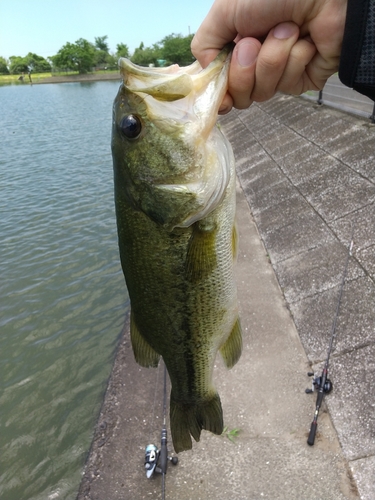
[306,232,354,446]
[144,363,178,499]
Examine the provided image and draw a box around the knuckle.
[190,38,198,57]
[258,54,285,73]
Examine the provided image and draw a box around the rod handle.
[307,421,317,446]
[159,428,168,474]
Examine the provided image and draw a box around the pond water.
[0,81,129,499]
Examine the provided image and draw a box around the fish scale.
[111,45,242,453]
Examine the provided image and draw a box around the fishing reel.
[144,444,178,479]
[305,372,333,394]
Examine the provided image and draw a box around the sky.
[0,0,214,60]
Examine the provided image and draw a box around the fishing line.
[148,359,161,444]
[144,360,178,499]
[305,228,354,445]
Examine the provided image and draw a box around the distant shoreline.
[33,72,121,84]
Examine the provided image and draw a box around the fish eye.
[119,114,142,139]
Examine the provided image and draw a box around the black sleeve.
[339,0,375,101]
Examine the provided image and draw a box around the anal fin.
[130,311,160,368]
[220,318,242,368]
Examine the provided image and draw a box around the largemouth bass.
[111,45,242,453]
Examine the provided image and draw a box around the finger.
[276,38,318,94]
[305,51,340,91]
[218,92,234,115]
[191,0,302,68]
[251,22,300,102]
[191,0,239,68]
[225,38,262,110]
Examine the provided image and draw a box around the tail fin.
[170,392,223,453]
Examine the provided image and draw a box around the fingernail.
[236,41,259,68]
[273,22,296,40]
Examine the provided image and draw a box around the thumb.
[191,42,222,69]
[191,0,239,68]
[305,51,340,90]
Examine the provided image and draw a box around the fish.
[111,45,242,453]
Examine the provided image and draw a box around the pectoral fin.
[185,221,217,282]
[130,311,160,368]
[220,318,242,368]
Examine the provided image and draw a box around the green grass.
[0,72,73,85]
[0,69,119,85]
[221,426,241,443]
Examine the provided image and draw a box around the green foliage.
[116,43,130,59]
[160,33,195,66]
[4,32,196,77]
[0,56,9,74]
[131,41,162,67]
[25,52,51,73]
[94,44,117,69]
[94,35,109,53]
[221,426,241,443]
[103,53,117,69]
[51,38,96,74]
[93,35,118,69]
[9,56,29,74]
[130,34,195,67]
[9,53,51,74]
[94,49,110,66]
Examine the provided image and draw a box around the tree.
[160,33,195,66]
[24,52,51,73]
[94,35,109,53]
[8,53,51,74]
[93,35,118,69]
[51,38,96,73]
[131,41,162,67]
[0,56,9,74]
[94,51,116,69]
[129,34,195,68]
[94,49,110,66]
[9,56,29,74]
[116,43,130,59]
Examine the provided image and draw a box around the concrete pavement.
[78,94,374,500]
[220,95,375,499]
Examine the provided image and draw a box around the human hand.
[191,0,347,112]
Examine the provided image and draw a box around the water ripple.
[0,81,128,499]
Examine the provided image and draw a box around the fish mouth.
[118,44,233,136]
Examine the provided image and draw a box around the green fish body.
[111,46,242,453]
